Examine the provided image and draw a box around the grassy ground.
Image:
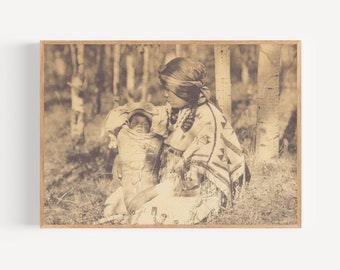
[43,91,298,226]
[44,93,117,225]
[216,154,298,225]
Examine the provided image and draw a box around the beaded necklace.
[168,108,190,132]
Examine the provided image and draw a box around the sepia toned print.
[41,41,300,228]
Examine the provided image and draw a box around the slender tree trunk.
[191,45,198,57]
[141,46,149,101]
[176,44,183,57]
[241,62,249,86]
[214,45,232,119]
[256,44,281,161]
[92,45,104,115]
[112,45,120,107]
[125,54,135,102]
[69,44,85,151]
[163,45,176,64]
[54,51,67,89]
[70,45,77,75]
[45,46,55,88]
[104,44,112,92]
[76,44,85,75]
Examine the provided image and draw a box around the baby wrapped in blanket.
[102,102,167,217]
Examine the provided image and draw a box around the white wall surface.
[0,1,338,269]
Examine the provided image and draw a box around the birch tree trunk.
[125,54,135,102]
[92,45,104,115]
[176,44,183,57]
[163,45,176,64]
[191,45,198,57]
[70,45,77,76]
[112,45,120,107]
[256,44,281,161]
[141,46,149,102]
[76,44,85,75]
[241,62,249,86]
[214,45,232,119]
[68,44,85,151]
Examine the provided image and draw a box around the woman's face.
[163,88,188,109]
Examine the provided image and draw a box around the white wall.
[0,1,338,269]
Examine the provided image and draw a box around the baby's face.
[129,115,151,134]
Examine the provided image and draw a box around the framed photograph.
[41,40,300,228]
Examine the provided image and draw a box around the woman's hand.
[181,167,201,196]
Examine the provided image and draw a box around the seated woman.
[129,57,250,225]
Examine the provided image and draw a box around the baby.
[102,103,166,219]
[128,112,151,134]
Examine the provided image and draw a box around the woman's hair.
[158,57,206,104]
[158,57,207,132]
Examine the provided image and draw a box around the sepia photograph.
[41,40,300,227]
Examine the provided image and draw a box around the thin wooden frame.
[41,40,301,228]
